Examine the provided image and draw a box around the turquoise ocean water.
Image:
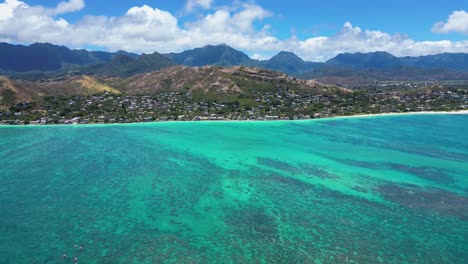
[0,114,467,263]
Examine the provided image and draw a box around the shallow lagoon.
[1,114,467,263]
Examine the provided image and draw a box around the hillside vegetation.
[0,66,341,106]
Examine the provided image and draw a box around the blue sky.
[0,0,467,61]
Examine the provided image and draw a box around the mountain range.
[325,51,468,71]
[0,42,467,81]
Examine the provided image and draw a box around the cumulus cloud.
[286,22,468,61]
[0,1,467,61]
[185,0,213,12]
[432,10,468,34]
[0,0,28,20]
[53,0,84,15]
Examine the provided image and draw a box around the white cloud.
[53,0,84,15]
[185,0,213,12]
[0,1,467,62]
[231,3,271,32]
[0,0,28,21]
[269,22,468,61]
[432,10,468,34]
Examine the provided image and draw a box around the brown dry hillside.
[121,65,241,94]
[1,66,346,106]
[0,76,34,104]
[32,75,121,97]
[119,65,344,95]
[0,75,121,104]
[228,66,344,94]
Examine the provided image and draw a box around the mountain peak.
[335,51,395,58]
[327,51,401,69]
[270,51,304,63]
[260,51,321,75]
[30,42,63,48]
[200,43,233,49]
[164,44,258,67]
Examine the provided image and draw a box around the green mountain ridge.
[0,42,467,82]
[164,44,260,68]
[0,42,116,72]
[79,52,175,77]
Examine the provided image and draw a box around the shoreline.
[326,110,468,120]
[1,110,467,127]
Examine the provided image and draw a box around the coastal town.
[1,85,467,125]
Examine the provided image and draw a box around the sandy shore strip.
[331,110,468,120]
[1,110,467,127]
[326,110,468,120]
